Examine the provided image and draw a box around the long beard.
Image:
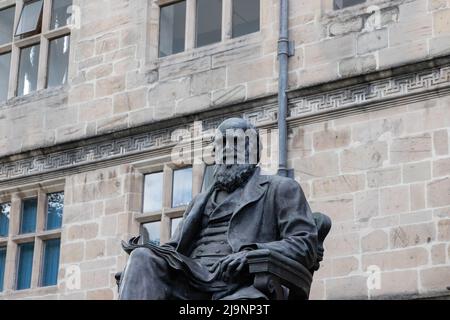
[213,164,257,193]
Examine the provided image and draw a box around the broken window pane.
[196,0,222,48]
[0,6,15,45]
[17,44,40,97]
[50,0,73,30]
[232,0,260,38]
[159,1,186,57]
[333,0,366,10]
[15,0,44,38]
[0,52,11,102]
[47,35,70,88]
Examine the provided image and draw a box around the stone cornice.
[1,56,450,187]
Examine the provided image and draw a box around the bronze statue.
[117,118,330,300]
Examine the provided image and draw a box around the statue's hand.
[219,250,250,282]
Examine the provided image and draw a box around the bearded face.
[211,118,261,193]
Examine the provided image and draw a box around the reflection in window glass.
[143,172,164,213]
[0,246,6,292]
[201,165,215,192]
[159,1,186,57]
[171,217,182,237]
[143,221,161,245]
[47,35,70,88]
[172,167,193,207]
[196,0,222,48]
[333,0,366,10]
[20,198,37,234]
[0,52,11,102]
[50,0,73,30]
[16,242,34,290]
[0,6,15,45]
[41,238,61,287]
[15,0,44,37]
[46,192,64,230]
[232,0,260,38]
[0,203,11,237]
[17,44,40,97]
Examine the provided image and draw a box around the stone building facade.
[0,0,449,299]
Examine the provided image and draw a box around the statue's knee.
[129,247,152,262]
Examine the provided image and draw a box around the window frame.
[0,181,64,295]
[135,156,209,245]
[0,0,72,102]
[155,0,261,59]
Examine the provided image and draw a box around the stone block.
[370,270,418,298]
[293,151,339,181]
[332,256,359,277]
[433,129,449,156]
[339,54,377,78]
[340,142,387,172]
[329,17,363,37]
[367,167,401,188]
[389,223,435,249]
[361,230,388,252]
[428,178,450,207]
[362,247,428,271]
[354,190,379,222]
[309,195,354,222]
[431,243,447,265]
[312,128,351,151]
[357,29,388,55]
[433,9,450,36]
[96,76,126,98]
[410,183,426,211]
[402,161,431,183]
[390,134,432,164]
[313,174,365,198]
[325,276,368,299]
[191,68,226,95]
[380,185,409,215]
[437,219,450,241]
[305,35,355,66]
[420,266,450,290]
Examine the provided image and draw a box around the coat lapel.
[230,168,269,221]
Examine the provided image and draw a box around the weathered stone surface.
[340,142,387,172]
[361,230,388,252]
[420,266,450,290]
[428,178,450,207]
[354,190,379,222]
[390,134,432,164]
[313,128,350,151]
[339,55,377,77]
[293,151,339,181]
[325,276,368,299]
[380,185,409,215]
[362,247,428,271]
[389,223,435,249]
[313,174,365,198]
[367,167,401,188]
[329,17,363,36]
[402,161,431,183]
[357,29,388,55]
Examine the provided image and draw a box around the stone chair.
[246,212,332,300]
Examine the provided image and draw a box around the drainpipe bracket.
[277,40,295,58]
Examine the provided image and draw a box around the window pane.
[232,0,260,38]
[143,172,163,213]
[171,217,182,237]
[142,221,160,245]
[0,203,11,237]
[15,0,44,37]
[50,0,73,30]
[46,192,64,230]
[47,35,70,88]
[172,167,192,207]
[159,1,186,57]
[0,246,6,292]
[0,6,15,45]
[333,0,366,10]
[196,0,222,48]
[17,242,34,290]
[17,44,40,97]
[41,238,60,287]
[0,52,11,102]
[201,165,215,192]
[20,198,37,234]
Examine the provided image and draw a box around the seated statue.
[117,118,320,300]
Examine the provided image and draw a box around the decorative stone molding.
[1,60,450,184]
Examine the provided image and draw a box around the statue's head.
[211,118,261,193]
[213,117,261,165]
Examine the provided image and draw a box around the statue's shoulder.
[258,172,301,189]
